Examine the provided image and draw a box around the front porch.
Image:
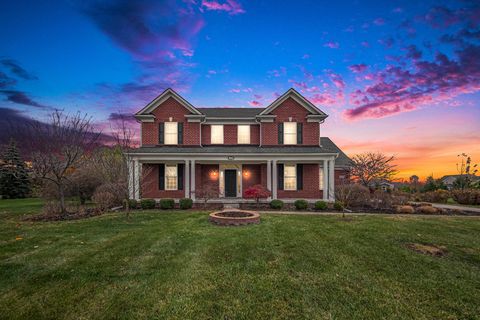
[128,154,337,202]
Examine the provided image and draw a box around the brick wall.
[224,125,237,144]
[251,125,260,145]
[195,164,219,198]
[241,164,263,197]
[141,163,185,199]
[201,124,261,145]
[278,164,322,199]
[261,97,320,146]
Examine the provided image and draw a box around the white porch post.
[323,159,329,201]
[185,160,190,199]
[134,160,141,200]
[128,159,134,199]
[267,160,272,199]
[328,159,335,202]
[272,160,278,199]
[190,160,196,201]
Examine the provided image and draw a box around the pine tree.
[0,140,31,199]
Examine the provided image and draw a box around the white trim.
[135,88,202,117]
[165,163,178,191]
[283,163,297,191]
[258,88,328,117]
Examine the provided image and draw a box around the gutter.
[255,117,262,147]
[199,116,207,147]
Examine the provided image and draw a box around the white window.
[284,164,297,190]
[284,122,297,145]
[237,125,250,144]
[164,122,178,145]
[211,125,224,144]
[319,167,324,190]
[165,164,178,190]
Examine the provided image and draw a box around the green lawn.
[1,199,480,319]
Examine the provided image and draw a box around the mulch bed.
[24,208,106,222]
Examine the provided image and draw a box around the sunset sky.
[1,0,479,180]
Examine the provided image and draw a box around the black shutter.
[158,164,165,190]
[297,164,303,190]
[158,123,164,144]
[178,123,183,145]
[297,123,303,144]
[278,163,284,190]
[278,123,284,144]
[177,163,184,190]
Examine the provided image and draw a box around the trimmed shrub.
[140,198,156,209]
[270,199,284,210]
[179,198,193,210]
[451,189,480,205]
[416,205,438,214]
[92,183,125,210]
[395,205,415,214]
[421,190,450,203]
[160,198,175,210]
[335,184,370,208]
[294,199,308,210]
[333,201,344,211]
[314,200,328,211]
[123,199,138,209]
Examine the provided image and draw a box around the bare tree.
[28,111,100,215]
[195,184,218,209]
[350,152,397,188]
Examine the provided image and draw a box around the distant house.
[369,179,395,191]
[440,174,480,190]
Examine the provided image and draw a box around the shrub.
[395,205,414,214]
[421,190,450,203]
[335,184,370,208]
[294,199,308,210]
[370,190,393,210]
[160,198,175,210]
[314,200,328,210]
[92,183,125,209]
[333,201,344,211]
[123,199,137,209]
[416,205,438,214]
[140,198,156,209]
[244,185,271,207]
[270,199,284,210]
[93,191,116,211]
[179,198,193,210]
[451,189,480,205]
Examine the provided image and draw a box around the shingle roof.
[130,137,352,166]
[197,108,264,118]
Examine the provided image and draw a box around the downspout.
[255,117,262,147]
[319,119,325,147]
[199,116,206,147]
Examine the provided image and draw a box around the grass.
[1,199,480,319]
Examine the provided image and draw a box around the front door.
[224,169,237,198]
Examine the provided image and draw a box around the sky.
[0,0,479,180]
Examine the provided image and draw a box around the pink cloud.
[229,88,241,93]
[249,100,261,107]
[323,41,339,49]
[349,64,368,73]
[268,67,286,77]
[201,0,245,15]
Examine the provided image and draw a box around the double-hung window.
[283,122,297,145]
[284,164,297,190]
[237,125,250,144]
[211,125,224,144]
[164,122,178,145]
[165,164,178,190]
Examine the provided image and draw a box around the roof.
[441,174,479,181]
[258,88,328,118]
[130,137,352,166]
[197,108,264,118]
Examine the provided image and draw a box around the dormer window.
[283,122,297,145]
[164,122,178,145]
[211,125,224,144]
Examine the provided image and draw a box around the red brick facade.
[141,164,185,199]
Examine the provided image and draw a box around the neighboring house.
[368,179,395,192]
[440,174,480,190]
[127,88,351,203]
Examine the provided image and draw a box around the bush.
[179,198,193,209]
[416,205,438,214]
[140,198,156,209]
[370,190,393,210]
[123,199,138,209]
[92,183,125,209]
[160,198,175,210]
[333,201,344,211]
[93,191,116,211]
[270,199,284,210]
[421,190,450,203]
[335,184,370,208]
[294,199,308,210]
[314,200,328,210]
[395,205,414,214]
[451,189,480,205]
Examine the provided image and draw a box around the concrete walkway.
[429,203,480,213]
[259,210,480,217]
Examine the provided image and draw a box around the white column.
[328,159,335,202]
[190,160,196,201]
[272,160,277,199]
[128,159,134,199]
[267,160,272,199]
[134,160,141,200]
[185,160,190,199]
[323,160,328,201]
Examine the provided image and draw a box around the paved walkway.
[429,203,480,213]
[259,210,480,217]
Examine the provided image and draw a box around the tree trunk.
[58,184,66,215]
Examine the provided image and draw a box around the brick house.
[127,88,351,203]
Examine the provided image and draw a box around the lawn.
[1,199,480,319]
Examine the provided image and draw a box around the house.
[127,88,351,203]
[440,174,480,190]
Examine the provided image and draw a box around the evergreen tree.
[0,140,30,198]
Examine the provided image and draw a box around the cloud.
[268,66,286,77]
[373,18,385,26]
[349,64,368,73]
[108,112,136,123]
[201,0,245,15]
[248,100,261,107]
[323,41,339,49]
[0,90,52,109]
[378,37,395,48]
[0,59,37,80]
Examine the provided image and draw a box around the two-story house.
[127,88,350,203]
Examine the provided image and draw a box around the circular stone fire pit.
[209,209,260,226]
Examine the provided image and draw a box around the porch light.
[243,170,250,178]
[210,170,218,179]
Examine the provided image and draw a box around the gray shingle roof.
[130,137,352,166]
[197,108,264,118]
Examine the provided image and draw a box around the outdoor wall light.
[210,170,218,179]
[243,170,250,178]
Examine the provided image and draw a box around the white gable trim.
[135,88,203,117]
[258,88,328,118]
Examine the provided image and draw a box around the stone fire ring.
[209,209,260,226]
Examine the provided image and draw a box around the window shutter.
[278,163,284,190]
[278,123,284,144]
[158,123,164,144]
[177,163,184,190]
[158,164,165,190]
[178,123,183,144]
[297,123,303,144]
[297,164,303,190]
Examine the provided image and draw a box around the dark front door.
[224,170,237,197]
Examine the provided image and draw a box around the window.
[237,125,250,144]
[164,122,178,145]
[283,122,297,145]
[165,164,178,190]
[319,167,324,190]
[284,164,297,190]
[211,125,224,144]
